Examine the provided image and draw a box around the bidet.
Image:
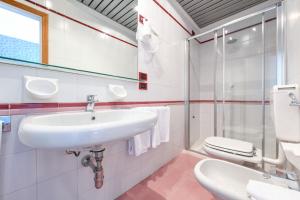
[194,158,298,200]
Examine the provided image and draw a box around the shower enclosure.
[185,2,286,159]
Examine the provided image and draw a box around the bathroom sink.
[18,109,157,149]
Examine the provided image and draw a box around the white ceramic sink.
[18,109,157,149]
[194,158,297,200]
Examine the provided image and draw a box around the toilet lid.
[204,137,254,156]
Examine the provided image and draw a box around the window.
[0,0,48,63]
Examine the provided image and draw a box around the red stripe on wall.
[190,100,270,104]
[0,104,9,110]
[0,101,184,111]
[0,100,272,115]
[0,99,271,111]
[95,100,184,106]
[10,103,59,109]
[23,0,137,48]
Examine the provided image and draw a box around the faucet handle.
[87,95,98,102]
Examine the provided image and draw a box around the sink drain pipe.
[81,147,105,189]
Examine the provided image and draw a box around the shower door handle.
[290,102,300,107]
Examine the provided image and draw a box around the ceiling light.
[229,36,233,41]
[252,27,256,32]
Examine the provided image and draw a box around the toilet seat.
[203,137,262,164]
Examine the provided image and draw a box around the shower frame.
[184,1,286,159]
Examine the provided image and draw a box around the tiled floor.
[117,151,215,200]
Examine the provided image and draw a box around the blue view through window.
[0,34,40,62]
[0,2,41,63]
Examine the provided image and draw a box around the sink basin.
[18,109,157,149]
[194,158,296,200]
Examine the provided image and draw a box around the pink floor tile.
[117,152,216,200]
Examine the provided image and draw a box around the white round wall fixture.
[24,76,58,99]
[108,84,127,101]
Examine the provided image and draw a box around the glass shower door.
[220,12,277,157]
[189,32,219,152]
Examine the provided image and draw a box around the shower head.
[227,37,238,44]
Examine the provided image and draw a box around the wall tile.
[0,151,36,195]
[37,149,77,182]
[0,65,36,103]
[37,171,77,200]
[0,115,32,156]
[0,185,36,200]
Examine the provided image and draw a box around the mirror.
[0,0,138,80]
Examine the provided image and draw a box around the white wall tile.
[37,150,77,182]
[0,64,36,103]
[0,151,36,195]
[37,171,77,200]
[286,0,300,85]
[0,185,36,200]
[0,115,32,156]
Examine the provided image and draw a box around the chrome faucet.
[86,95,98,112]
[286,171,300,191]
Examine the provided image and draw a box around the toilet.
[203,136,262,164]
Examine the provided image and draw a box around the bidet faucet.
[86,95,98,112]
[286,171,300,191]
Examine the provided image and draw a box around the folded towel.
[133,107,160,148]
[158,106,170,143]
[128,106,170,155]
[128,129,152,156]
[135,106,170,148]
[247,180,300,200]
[151,118,161,148]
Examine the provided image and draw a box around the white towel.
[247,180,300,200]
[128,106,170,155]
[158,107,170,143]
[134,107,161,148]
[134,106,170,148]
[128,129,152,156]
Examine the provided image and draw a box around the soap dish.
[24,76,58,99]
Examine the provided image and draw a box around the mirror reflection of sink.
[18,109,157,149]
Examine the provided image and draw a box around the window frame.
[1,0,48,64]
